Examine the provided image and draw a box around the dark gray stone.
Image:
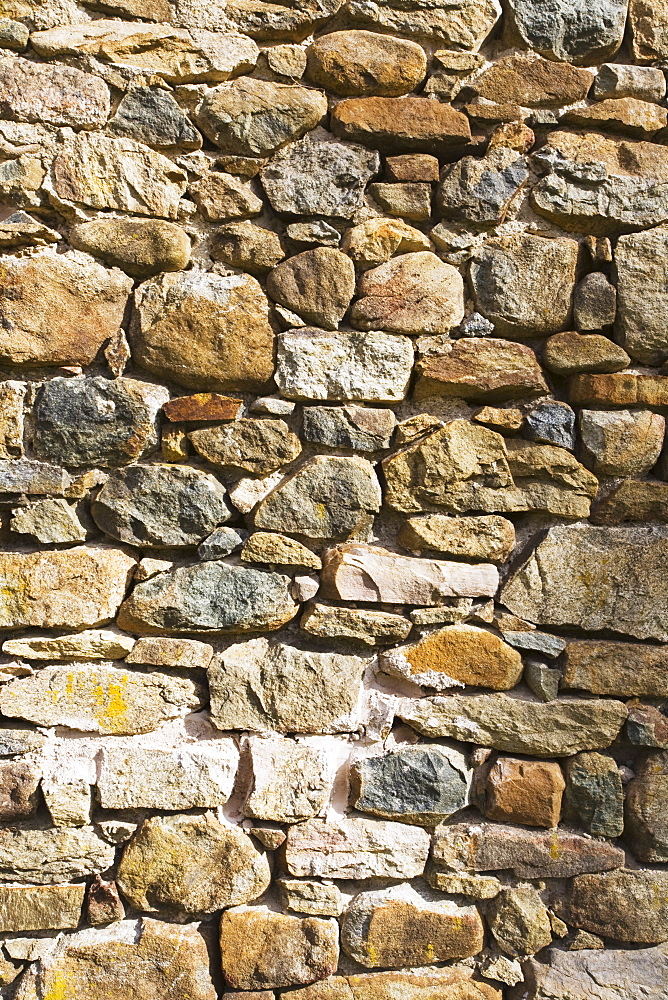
[564,751,624,838]
[198,527,246,561]
[437,149,529,226]
[350,746,467,824]
[109,87,202,150]
[525,401,576,450]
[91,465,231,548]
[503,631,566,659]
[625,752,668,863]
[33,377,167,469]
[505,0,628,65]
[302,406,395,452]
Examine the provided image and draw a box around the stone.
[0,729,45,756]
[287,971,501,1000]
[0,211,59,250]
[0,55,108,128]
[163,393,242,423]
[344,0,501,48]
[595,63,666,103]
[228,471,286,513]
[118,813,270,915]
[0,759,39,820]
[432,821,624,879]
[557,870,668,944]
[0,248,132,367]
[504,440,598,518]
[0,545,135,631]
[470,233,580,338]
[385,156,439,183]
[566,930,605,951]
[300,604,412,646]
[287,220,341,247]
[69,218,190,279]
[398,693,627,756]
[91,464,230,548]
[284,816,430,879]
[253,456,381,541]
[276,329,413,402]
[97,740,237,810]
[189,171,263,220]
[243,735,329,822]
[209,638,368,733]
[502,523,668,642]
[631,0,668,61]
[591,480,668,525]
[306,30,426,97]
[564,752,624,838]
[503,0,627,64]
[562,97,668,138]
[474,406,524,434]
[109,85,201,151]
[562,640,668,697]
[342,217,431,267]
[351,252,465,335]
[189,419,301,476]
[574,273,617,331]
[3,629,135,661]
[32,20,259,83]
[211,221,285,274]
[42,774,92,828]
[205,0,343,40]
[220,909,339,990]
[119,561,297,635]
[487,888,552,958]
[277,879,343,917]
[341,884,483,968]
[86,876,125,925]
[0,458,70,495]
[615,227,668,365]
[570,372,668,408]
[266,43,307,77]
[543,331,630,375]
[399,514,515,562]
[126,636,213,669]
[428,872,502,899]
[380,624,523,691]
[0,19,27,49]
[13,918,218,1000]
[0,380,23,459]
[10,498,86,544]
[260,136,380,218]
[350,746,467,824]
[519,944,668,1000]
[242,532,321,570]
[416,339,547,402]
[524,401,576,450]
[197,78,326,157]
[369,182,432,221]
[624,753,668,861]
[504,632,566,659]
[267,248,355,330]
[331,96,470,154]
[198,527,247,560]
[0,663,200,734]
[0,826,115,884]
[579,408,664,476]
[131,270,275,392]
[481,758,565,829]
[437,148,530,225]
[473,53,592,107]
[0,884,84,932]
[302,405,395,452]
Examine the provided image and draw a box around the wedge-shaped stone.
[267,248,355,331]
[398,693,627,755]
[437,148,529,226]
[433,821,624,879]
[276,329,413,402]
[118,561,297,635]
[213,0,343,40]
[501,523,668,641]
[562,640,668,697]
[0,55,109,128]
[0,826,115,884]
[285,816,430,879]
[117,813,270,915]
[519,944,668,1000]
[125,636,213,669]
[505,440,598,519]
[562,97,668,139]
[283,968,501,1000]
[31,20,258,83]
[0,546,135,631]
[2,629,134,661]
[543,330,630,376]
[0,248,131,366]
[332,96,470,154]
[243,734,330,822]
[131,270,275,392]
[189,419,301,476]
[209,638,368,734]
[0,663,200,735]
[557,870,668,944]
[416,339,547,401]
[13,918,218,1000]
[321,543,498,604]
[472,52,593,106]
[0,884,84,932]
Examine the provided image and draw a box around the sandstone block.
[3,629,134,661]
[399,514,515,562]
[267,248,355,330]
[591,480,668,525]
[125,636,213,669]
[300,604,411,646]
[0,825,115,884]
[625,755,668,863]
[332,96,470,153]
[306,30,426,96]
[189,171,263,220]
[0,884,84,933]
[615,226,668,365]
[517,944,668,1000]
[302,405,395,452]
[282,969,501,1000]
[284,816,430,879]
[243,734,330,822]
[415,338,547,401]
[631,0,668,61]
[543,331,630,376]
[10,498,86,544]
[473,53,593,106]
[570,372,668,408]
[557,870,668,944]
[211,221,285,274]
[369,181,432,221]
[344,0,501,48]
[562,639,668,697]
[342,216,431,267]
[562,97,667,138]
[482,758,564,829]
[189,419,301,476]
[276,879,343,918]
[595,62,666,102]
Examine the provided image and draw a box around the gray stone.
[276,879,343,917]
[198,526,246,560]
[487,887,552,957]
[525,401,576,450]
[125,636,213,669]
[33,377,167,469]
[615,226,668,365]
[501,523,668,642]
[276,329,413,402]
[189,419,302,476]
[286,220,341,246]
[253,455,381,541]
[0,19,28,50]
[0,826,115,884]
[517,944,668,1000]
[504,0,628,64]
[300,603,411,646]
[579,408,664,476]
[437,148,529,225]
[502,631,566,659]
[557,870,668,944]
[302,406,395,451]
[564,752,624,838]
[344,0,501,48]
[594,63,666,103]
[209,638,368,733]
[0,55,109,128]
[574,272,617,331]
[267,248,355,330]
[10,498,86,544]
[196,78,326,156]
[0,458,70,495]
[118,561,297,635]
[350,746,467,825]
[243,734,330,822]
[524,659,560,702]
[92,464,230,548]
[398,693,627,755]
[0,729,46,756]
[109,86,201,150]
[260,136,380,218]
[625,753,668,863]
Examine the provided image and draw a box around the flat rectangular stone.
[0,826,115,884]
[0,884,85,932]
[562,640,668,697]
[570,372,668,409]
[0,458,70,495]
[285,817,430,880]
[125,636,214,669]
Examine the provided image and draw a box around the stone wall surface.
[0,0,663,997]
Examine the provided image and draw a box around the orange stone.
[482,757,565,828]
[163,393,243,422]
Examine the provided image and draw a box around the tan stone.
[300,604,412,646]
[505,440,598,519]
[473,53,593,106]
[487,887,552,957]
[0,248,131,366]
[556,870,668,944]
[267,248,356,330]
[416,338,547,401]
[277,879,343,918]
[473,406,524,433]
[131,270,275,392]
[0,380,24,458]
[579,408,665,475]
[331,96,471,153]
[125,636,213,669]
[2,629,135,661]
[368,182,432,222]
[591,479,668,525]
[306,30,426,96]
[70,218,191,279]
[380,624,523,691]
[631,0,668,61]
[211,220,285,274]
[399,514,515,562]
[0,758,39,820]
[189,418,301,475]
[0,884,84,932]
[385,153,440,182]
[242,532,321,570]
[189,170,263,221]
[221,909,339,990]
[341,217,432,267]
[243,734,329,822]
[562,97,668,138]
[118,813,271,915]
[570,372,668,408]
[482,758,565,828]
[543,330,630,375]
[163,392,242,422]
[0,826,116,884]
[562,640,668,697]
[281,969,501,1000]
[0,55,109,128]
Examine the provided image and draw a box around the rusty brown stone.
[415,338,548,402]
[481,758,565,829]
[569,372,668,409]
[163,393,244,422]
[331,96,471,153]
[473,53,593,106]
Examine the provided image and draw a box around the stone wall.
[0,0,664,996]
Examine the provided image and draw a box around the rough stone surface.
[2,629,135,661]
[543,331,630,375]
[0,825,115,884]
[579,408,664,475]
[243,734,330,821]
[437,148,529,225]
[0,884,84,932]
[284,816,430,879]
[332,96,470,154]
[615,227,668,365]
[487,887,552,957]
[125,635,213,669]
[518,944,668,1000]
[70,218,191,279]
[211,221,285,274]
[624,754,668,863]
[306,30,426,96]
[189,419,301,475]
[0,55,109,128]
[557,870,668,944]
[302,405,395,452]
[399,513,515,562]
[562,640,668,697]
[503,0,628,64]
[267,248,355,330]
[350,746,467,824]
[565,752,624,838]
[300,603,411,645]
[109,85,202,150]
[481,757,565,829]
[415,338,547,401]
[473,53,593,106]
[189,170,263,221]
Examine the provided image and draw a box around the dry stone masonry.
[0,1,664,997]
